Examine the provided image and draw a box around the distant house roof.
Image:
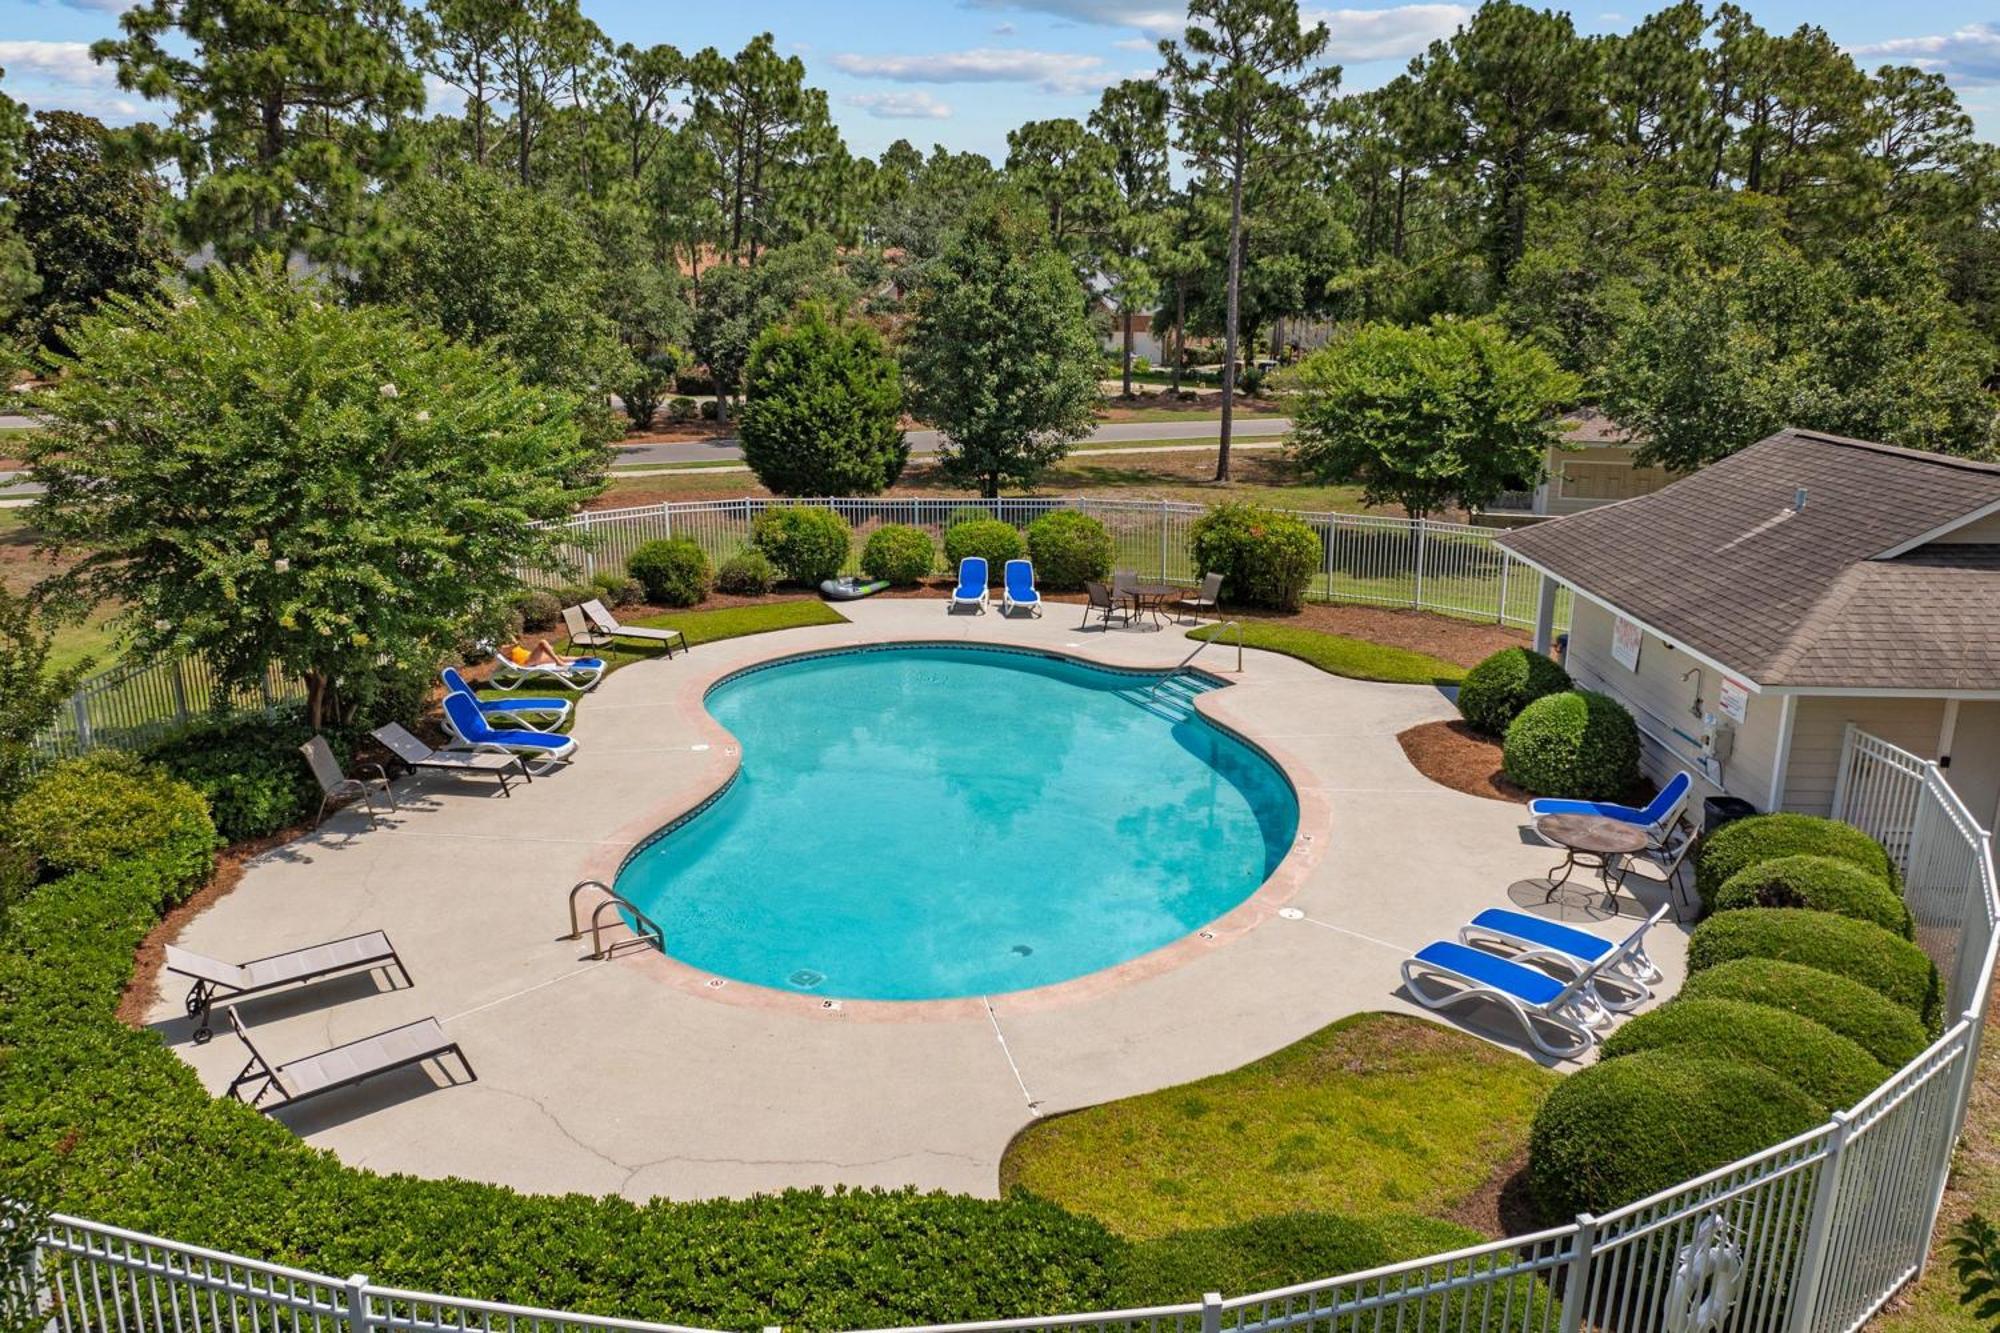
[1560,407,1636,446]
[1498,429,2000,690]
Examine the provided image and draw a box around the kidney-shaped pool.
[614,643,1300,1001]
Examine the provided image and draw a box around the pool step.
[1122,670,1214,723]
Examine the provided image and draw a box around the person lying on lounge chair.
[502,638,584,668]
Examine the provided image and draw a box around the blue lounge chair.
[441,667,572,732]
[1401,939,1613,1059]
[1529,771,1696,899]
[948,557,988,614]
[1001,559,1041,617]
[441,692,577,774]
[1459,904,1669,1013]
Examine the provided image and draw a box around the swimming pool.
[615,644,1300,1001]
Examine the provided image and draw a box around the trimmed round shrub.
[1026,511,1114,591]
[739,306,908,496]
[1681,957,1931,1069]
[1456,647,1571,738]
[861,524,936,585]
[943,518,1025,581]
[144,709,322,844]
[714,549,779,596]
[1501,690,1641,799]
[9,752,216,897]
[666,395,697,423]
[1710,855,1912,939]
[510,587,562,632]
[1695,813,1898,910]
[627,538,713,607]
[1598,998,1886,1110]
[1110,1213,1486,1307]
[1528,1049,1825,1219]
[752,506,853,585]
[590,570,645,609]
[1188,501,1320,610]
[1686,908,1942,1034]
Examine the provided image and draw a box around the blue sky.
[2,1,1995,162]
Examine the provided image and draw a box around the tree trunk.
[983,471,1000,499]
[1171,280,1186,396]
[1217,142,1246,483]
[1121,308,1134,399]
[518,103,532,186]
[305,671,329,733]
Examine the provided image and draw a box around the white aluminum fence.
[28,656,306,767]
[21,747,1995,1333]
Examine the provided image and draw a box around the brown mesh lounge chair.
[561,604,614,651]
[301,735,394,829]
[1174,572,1223,623]
[166,933,410,1044]
[583,599,684,657]
[1081,580,1130,629]
[371,722,529,794]
[225,1008,474,1112]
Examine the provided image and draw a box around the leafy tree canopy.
[739,304,907,496]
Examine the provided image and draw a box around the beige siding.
[1945,703,2000,831]
[1931,510,2000,544]
[1543,446,1681,515]
[1781,697,1948,816]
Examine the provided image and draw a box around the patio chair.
[166,932,411,1044]
[1530,771,1697,901]
[371,722,529,794]
[1001,559,1042,617]
[583,599,685,658]
[1458,903,1669,1013]
[948,557,988,613]
[224,1008,474,1113]
[441,666,572,732]
[561,604,614,651]
[441,692,578,774]
[1174,572,1223,623]
[488,647,606,693]
[1080,581,1129,630]
[1400,939,1616,1059]
[300,735,394,830]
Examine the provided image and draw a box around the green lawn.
[1001,1012,1557,1242]
[1190,622,1465,686]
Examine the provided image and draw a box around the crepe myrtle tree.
[25,259,599,731]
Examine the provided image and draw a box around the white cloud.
[1112,36,1156,52]
[1852,22,2000,86]
[960,1,1186,39]
[0,39,111,86]
[830,47,1120,95]
[57,0,133,13]
[846,90,955,120]
[0,40,152,121]
[1302,6,1470,62]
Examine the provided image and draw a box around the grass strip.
[1190,621,1465,686]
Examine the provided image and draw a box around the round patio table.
[1124,582,1178,629]
[1535,813,1649,909]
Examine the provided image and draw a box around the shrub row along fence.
[27,656,304,768]
[24,730,1999,1333]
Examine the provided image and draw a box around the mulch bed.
[1398,719,1527,804]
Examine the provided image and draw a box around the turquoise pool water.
[615,644,1300,1001]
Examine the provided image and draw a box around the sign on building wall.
[1612,615,1643,672]
[1718,677,1750,725]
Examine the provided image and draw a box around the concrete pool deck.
[148,598,1689,1201]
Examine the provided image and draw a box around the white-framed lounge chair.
[165,933,411,1044]
[583,599,685,658]
[1459,903,1670,1013]
[949,557,989,613]
[224,1008,473,1113]
[1401,940,1615,1059]
[441,666,571,732]
[1530,771,1697,904]
[489,647,606,693]
[300,735,394,829]
[441,692,577,774]
[1001,559,1042,617]
[371,722,529,794]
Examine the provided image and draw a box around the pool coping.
[574,632,1334,1024]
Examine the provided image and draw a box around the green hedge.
[1686,908,1942,1035]
[752,507,854,586]
[627,538,713,607]
[1695,813,1898,910]
[1025,512,1114,591]
[1501,690,1640,799]
[943,519,1026,579]
[1710,855,1912,939]
[144,711,325,843]
[1456,648,1571,738]
[1680,958,1931,1069]
[715,549,780,596]
[1188,502,1320,611]
[1527,1049,1825,1220]
[1597,998,1887,1110]
[8,753,216,890]
[860,524,937,585]
[1110,1214,1489,1307]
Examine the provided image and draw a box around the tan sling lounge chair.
[225,1008,474,1112]
[165,932,410,1043]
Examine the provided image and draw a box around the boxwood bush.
[1501,690,1640,799]
[1686,908,1942,1034]
[626,538,713,607]
[714,549,779,596]
[1710,855,1912,939]
[1694,813,1898,909]
[1110,1213,1489,1307]
[943,519,1026,579]
[1188,502,1320,611]
[590,570,645,609]
[1455,648,1571,738]
[1680,958,1931,1069]
[1026,512,1114,591]
[144,710,324,843]
[8,752,215,890]
[861,524,937,585]
[1527,1049,1825,1220]
[752,506,853,585]
[1597,998,1887,1110]
[510,588,564,632]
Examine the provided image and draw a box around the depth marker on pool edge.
[984,999,1041,1115]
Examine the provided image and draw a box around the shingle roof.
[1497,430,2000,689]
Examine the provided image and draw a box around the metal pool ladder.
[1149,620,1243,699]
[564,880,666,959]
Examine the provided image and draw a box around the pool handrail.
[564,879,667,959]
[1151,621,1241,699]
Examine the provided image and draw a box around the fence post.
[1496,552,1511,626]
[170,659,191,728]
[1556,1214,1595,1333]
[1201,1291,1223,1333]
[70,692,92,752]
[1786,1111,1852,1333]
[343,1275,372,1333]
[1830,724,1859,822]
[1159,499,1170,582]
[1412,520,1426,610]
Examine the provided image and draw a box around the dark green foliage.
[1456,647,1571,737]
[1951,1214,2000,1326]
[7,752,214,892]
[1110,1213,1485,1306]
[1188,502,1320,610]
[666,396,698,423]
[1528,1049,1825,1220]
[511,589,564,632]
[752,507,854,585]
[943,520,1026,580]
[627,540,713,608]
[589,572,645,609]
[1710,855,1912,939]
[714,551,779,596]
[1501,690,1640,798]
[739,305,907,496]
[1695,813,1898,909]
[860,525,937,585]
[0,588,86,809]
[1598,998,1887,1110]
[1025,512,1114,591]
[1686,909,1942,1035]
[144,710,324,844]
[1680,958,1931,1069]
